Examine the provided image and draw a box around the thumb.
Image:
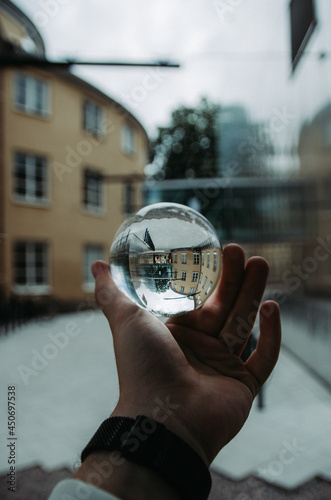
[91,260,140,331]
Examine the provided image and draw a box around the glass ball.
[110,202,223,317]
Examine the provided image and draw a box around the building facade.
[0,0,149,307]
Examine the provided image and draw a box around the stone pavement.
[1,466,331,500]
[0,309,330,493]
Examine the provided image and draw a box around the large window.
[14,73,49,116]
[121,124,136,156]
[13,152,48,204]
[83,245,104,289]
[83,100,104,138]
[193,252,200,265]
[83,169,104,212]
[14,241,49,293]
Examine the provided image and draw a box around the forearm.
[75,451,181,500]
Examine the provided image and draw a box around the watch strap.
[81,415,211,500]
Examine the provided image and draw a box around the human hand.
[91,244,281,466]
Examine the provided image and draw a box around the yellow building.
[171,247,222,308]
[0,0,149,308]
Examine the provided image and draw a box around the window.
[202,276,208,289]
[189,287,195,294]
[181,253,187,264]
[206,282,213,295]
[213,252,218,272]
[121,124,136,155]
[193,252,200,265]
[124,183,134,215]
[83,245,104,287]
[207,252,210,268]
[180,286,185,293]
[14,241,49,292]
[202,253,205,266]
[14,73,49,116]
[13,152,48,204]
[181,271,187,281]
[199,273,203,284]
[84,100,104,138]
[174,254,177,263]
[83,170,104,212]
[192,272,199,282]
[173,270,178,279]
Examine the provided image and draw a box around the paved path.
[0,310,330,489]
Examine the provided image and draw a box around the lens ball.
[110,202,222,317]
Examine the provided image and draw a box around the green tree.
[150,97,220,180]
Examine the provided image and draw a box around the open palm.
[92,244,281,465]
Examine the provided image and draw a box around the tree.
[150,97,220,180]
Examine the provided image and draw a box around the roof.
[0,1,148,141]
[0,0,45,55]
[56,68,149,141]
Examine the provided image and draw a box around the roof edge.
[0,0,46,54]
[59,69,149,140]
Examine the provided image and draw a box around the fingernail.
[91,261,102,279]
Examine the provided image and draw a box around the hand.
[91,244,281,466]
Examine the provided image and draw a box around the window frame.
[121,123,136,156]
[83,244,104,291]
[193,252,200,265]
[83,168,106,214]
[83,99,105,139]
[13,241,50,295]
[192,271,199,282]
[213,252,218,272]
[12,151,49,206]
[14,73,49,117]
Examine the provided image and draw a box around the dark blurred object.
[0,291,57,334]
[290,0,317,73]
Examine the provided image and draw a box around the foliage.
[150,97,220,180]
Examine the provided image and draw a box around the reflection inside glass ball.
[110,202,223,317]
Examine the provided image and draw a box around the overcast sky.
[12,1,304,136]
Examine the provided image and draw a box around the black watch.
[81,415,212,500]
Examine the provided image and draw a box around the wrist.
[111,400,210,466]
[75,451,181,500]
[79,415,212,500]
